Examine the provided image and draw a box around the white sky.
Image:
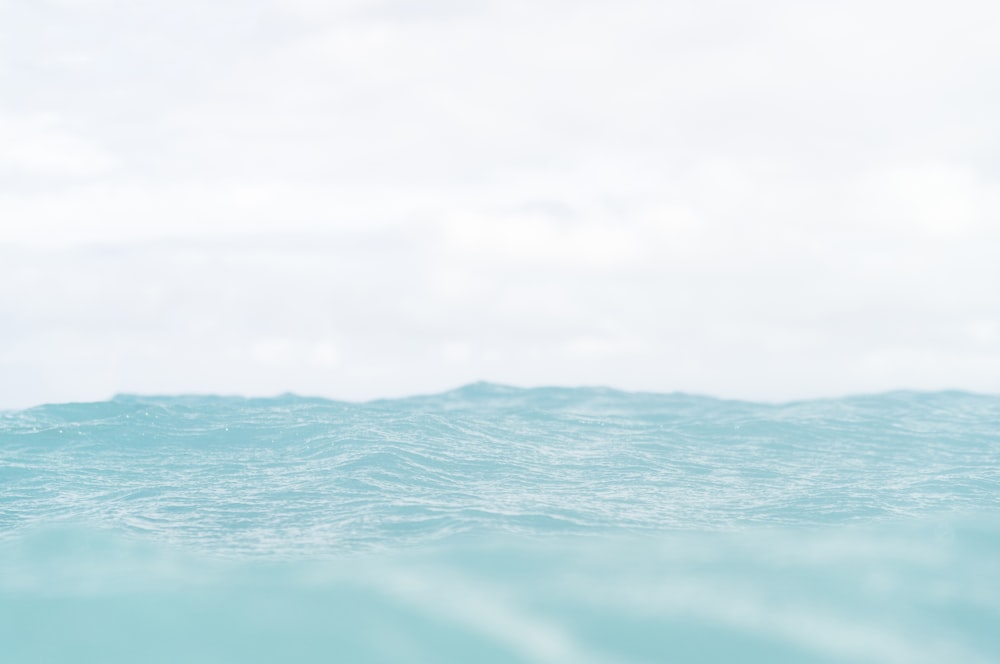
[2,0,999,408]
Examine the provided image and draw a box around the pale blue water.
[1,384,998,663]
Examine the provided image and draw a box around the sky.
[1,0,999,408]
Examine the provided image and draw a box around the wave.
[2,385,999,662]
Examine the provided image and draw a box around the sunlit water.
[2,384,998,662]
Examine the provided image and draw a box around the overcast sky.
[2,0,999,408]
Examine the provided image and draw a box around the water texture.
[1,384,999,662]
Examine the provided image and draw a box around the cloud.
[0,114,116,178]
[1,0,999,407]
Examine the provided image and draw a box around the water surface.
[2,384,998,662]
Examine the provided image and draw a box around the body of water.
[2,384,998,662]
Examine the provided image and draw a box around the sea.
[1,383,998,663]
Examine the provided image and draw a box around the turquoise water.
[2,384,998,662]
